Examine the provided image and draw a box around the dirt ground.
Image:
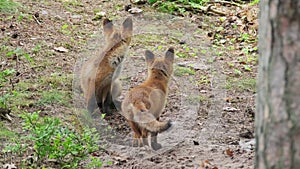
[0,0,258,168]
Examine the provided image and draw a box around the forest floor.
[0,0,258,168]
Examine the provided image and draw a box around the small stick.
[33,15,41,25]
[209,0,243,8]
[206,4,226,16]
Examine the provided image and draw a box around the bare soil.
[0,0,257,168]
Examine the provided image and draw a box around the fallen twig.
[176,4,226,16]
[206,4,226,16]
[209,0,243,8]
[33,15,41,25]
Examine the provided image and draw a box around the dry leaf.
[128,8,143,14]
[3,163,17,169]
[54,46,69,53]
[205,159,211,165]
[200,161,205,167]
[200,159,211,168]
[223,107,240,112]
[226,148,234,157]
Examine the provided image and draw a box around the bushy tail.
[133,111,172,133]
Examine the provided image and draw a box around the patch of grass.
[39,74,72,89]
[0,0,20,13]
[61,0,83,7]
[5,75,72,109]
[225,77,256,92]
[0,122,16,140]
[187,95,208,105]
[174,66,195,76]
[196,75,210,85]
[3,90,36,112]
[39,90,69,106]
[148,0,208,14]
[134,34,168,46]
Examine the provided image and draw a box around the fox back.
[122,47,174,150]
[81,17,133,114]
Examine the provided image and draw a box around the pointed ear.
[145,50,155,65]
[122,16,133,39]
[165,47,174,63]
[103,18,114,39]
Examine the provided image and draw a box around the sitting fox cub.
[81,17,133,114]
[122,48,174,150]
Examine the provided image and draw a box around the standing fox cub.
[81,17,133,114]
[122,48,175,150]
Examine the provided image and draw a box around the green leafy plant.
[32,44,42,54]
[0,68,16,86]
[174,66,195,76]
[197,75,210,85]
[59,24,77,36]
[4,112,104,168]
[243,65,252,71]
[39,90,69,106]
[0,93,11,109]
[250,0,260,6]
[176,51,189,58]
[234,68,242,76]
[6,47,33,63]
[238,33,250,42]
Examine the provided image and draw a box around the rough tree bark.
[256,0,300,168]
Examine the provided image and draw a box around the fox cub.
[80,17,133,114]
[121,47,175,150]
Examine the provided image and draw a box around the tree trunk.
[256,0,300,168]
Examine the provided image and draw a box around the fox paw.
[151,142,162,151]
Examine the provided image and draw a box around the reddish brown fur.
[122,48,175,150]
[81,17,133,114]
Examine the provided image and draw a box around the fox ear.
[122,16,133,39]
[165,47,174,63]
[145,50,155,65]
[103,18,114,39]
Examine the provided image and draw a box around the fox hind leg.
[127,120,142,147]
[87,98,97,113]
[150,132,162,150]
[103,91,113,115]
[141,128,149,147]
[111,80,122,111]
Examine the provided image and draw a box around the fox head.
[103,17,133,47]
[145,47,175,79]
